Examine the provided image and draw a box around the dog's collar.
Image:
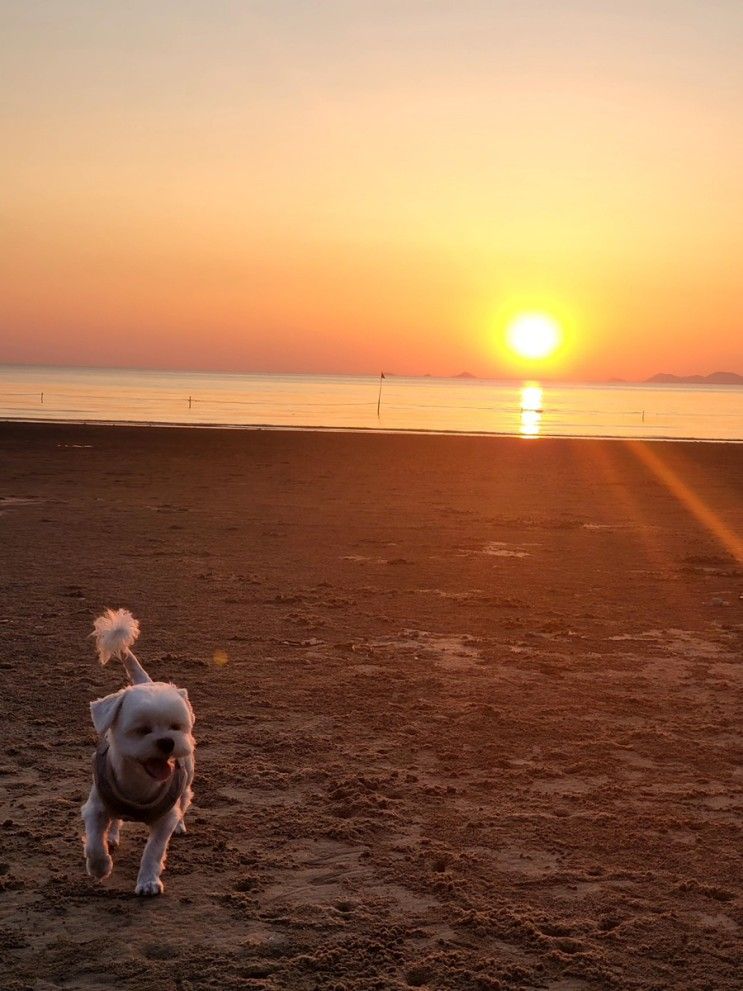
[93,742,185,824]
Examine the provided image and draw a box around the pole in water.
[642,410,645,422]
[188,395,192,409]
[376,371,385,418]
[40,392,44,404]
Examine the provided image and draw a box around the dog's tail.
[91,608,152,685]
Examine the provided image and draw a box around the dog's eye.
[170,723,182,732]
[135,726,151,736]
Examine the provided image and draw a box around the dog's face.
[91,683,195,782]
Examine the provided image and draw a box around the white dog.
[81,609,195,896]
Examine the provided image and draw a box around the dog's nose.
[156,737,175,755]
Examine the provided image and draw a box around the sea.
[0,365,741,442]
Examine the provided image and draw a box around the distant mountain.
[645,371,743,385]
[454,370,477,379]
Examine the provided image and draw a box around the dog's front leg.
[82,789,113,880]
[135,810,180,896]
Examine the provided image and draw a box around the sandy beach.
[0,422,741,991]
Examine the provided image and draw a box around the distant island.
[416,370,742,385]
[645,371,743,386]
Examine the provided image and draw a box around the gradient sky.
[2,1,742,379]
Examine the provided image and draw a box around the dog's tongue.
[143,757,174,782]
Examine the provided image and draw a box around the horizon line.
[0,359,741,387]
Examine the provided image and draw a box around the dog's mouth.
[141,757,175,782]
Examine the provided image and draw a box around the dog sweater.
[93,743,186,824]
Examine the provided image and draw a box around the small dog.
[81,609,195,895]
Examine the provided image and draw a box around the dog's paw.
[173,819,187,836]
[135,877,164,897]
[86,852,113,880]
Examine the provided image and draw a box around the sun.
[506,313,562,360]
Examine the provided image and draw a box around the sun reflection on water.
[520,384,543,437]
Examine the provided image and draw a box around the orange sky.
[2,2,742,380]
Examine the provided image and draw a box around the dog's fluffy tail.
[92,608,139,665]
[92,609,151,684]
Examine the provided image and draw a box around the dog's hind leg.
[82,789,113,881]
[173,785,193,835]
[108,819,122,848]
[135,809,180,896]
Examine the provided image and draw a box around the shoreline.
[0,415,741,444]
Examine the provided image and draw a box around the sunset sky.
[2,1,742,380]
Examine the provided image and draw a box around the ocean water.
[0,365,741,442]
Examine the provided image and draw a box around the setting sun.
[506,314,562,361]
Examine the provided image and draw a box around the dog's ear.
[176,687,195,726]
[90,688,127,736]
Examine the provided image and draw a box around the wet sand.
[0,422,741,990]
